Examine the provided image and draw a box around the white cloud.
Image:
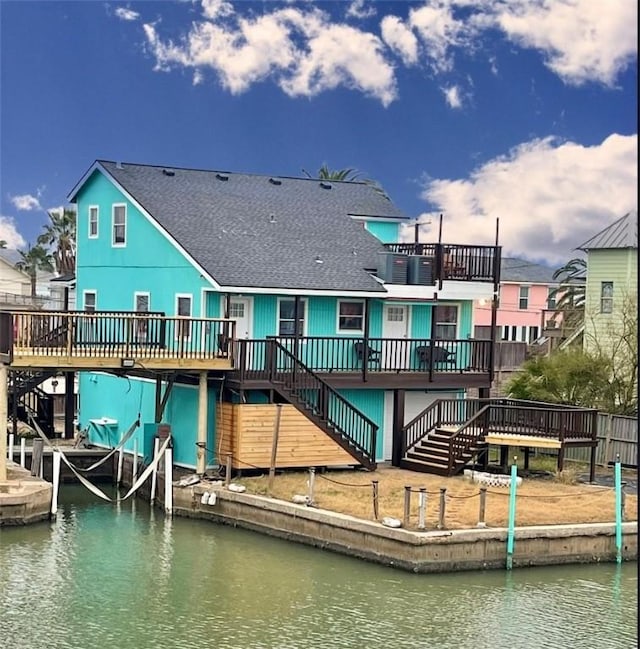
[0,216,26,249]
[492,0,637,86]
[419,133,638,265]
[144,5,397,105]
[380,15,418,66]
[139,0,636,104]
[114,7,140,22]
[10,194,41,211]
[442,84,462,108]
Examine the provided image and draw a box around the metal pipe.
[614,455,622,563]
[506,457,518,570]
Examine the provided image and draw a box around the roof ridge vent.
[162,168,175,177]
[216,172,229,181]
[269,177,282,185]
[116,161,123,169]
[319,181,332,189]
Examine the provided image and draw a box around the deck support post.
[64,371,75,439]
[196,371,207,476]
[0,364,7,481]
[589,444,596,483]
[523,447,530,472]
[557,446,565,474]
[499,446,508,473]
[391,389,405,467]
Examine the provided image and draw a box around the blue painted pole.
[506,456,518,570]
[614,454,622,564]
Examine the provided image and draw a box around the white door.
[226,297,252,339]
[382,304,410,369]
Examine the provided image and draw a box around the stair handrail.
[447,404,492,473]
[401,399,443,456]
[270,340,378,467]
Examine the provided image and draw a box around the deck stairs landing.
[404,426,487,476]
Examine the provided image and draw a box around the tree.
[0,240,6,249]
[37,207,76,275]
[303,165,388,198]
[548,257,586,332]
[15,244,54,297]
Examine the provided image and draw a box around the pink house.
[474,257,558,344]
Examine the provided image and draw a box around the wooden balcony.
[382,242,500,285]
[0,311,236,371]
[230,337,493,389]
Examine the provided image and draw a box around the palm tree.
[549,257,586,333]
[0,240,6,249]
[303,165,389,198]
[15,244,54,297]
[37,208,76,275]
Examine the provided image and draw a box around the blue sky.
[0,0,637,266]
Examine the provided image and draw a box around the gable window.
[519,285,529,310]
[175,294,192,340]
[278,298,306,336]
[88,206,99,238]
[338,300,364,333]
[434,305,458,340]
[600,282,613,313]
[112,204,126,246]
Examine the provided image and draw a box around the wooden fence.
[564,413,637,467]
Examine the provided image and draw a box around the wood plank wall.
[216,403,357,470]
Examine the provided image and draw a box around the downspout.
[363,298,370,383]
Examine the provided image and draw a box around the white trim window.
[278,298,306,337]
[519,285,530,310]
[433,305,458,340]
[112,203,127,246]
[88,205,99,239]
[600,281,613,314]
[337,300,364,333]
[81,290,97,343]
[175,294,192,340]
[83,290,97,312]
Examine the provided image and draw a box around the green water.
[1,487,637,649]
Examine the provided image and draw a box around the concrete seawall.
[173,483,638,573]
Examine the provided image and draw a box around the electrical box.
[377,252,408,284]
[407,256,434,285]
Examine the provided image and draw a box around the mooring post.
[621,482,627,522]
[132,439,139,487]
[418,487,427,530]
[117,438,124,488]
[51,450,61,518]
[506,456,518,570]
[8,433,14,462]
[164,445,173,516]
[403,486,411,528]
[31,438,44,478]
[437,487,447,530]
[150,436,160,505]
[307,467,316,505]
[20,437,26,468]
[225,453,232,488]
[614,454,622,564]
[477,487,487,528]
[372,480,379,520]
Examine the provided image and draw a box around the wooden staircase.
[9,369,56,436]
[268,341,377,470]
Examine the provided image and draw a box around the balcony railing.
[233,336,492,381]
[382,242,500,284]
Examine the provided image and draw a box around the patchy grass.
[235,465,637,531]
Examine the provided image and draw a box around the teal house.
[66,160,501,474]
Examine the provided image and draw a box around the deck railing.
[383,242,500,284]
[234,337,492,379]
[2,311,235,363]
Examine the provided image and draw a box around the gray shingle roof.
[578,210,638,251]
[500,257,557,284]
[93,161,408,292]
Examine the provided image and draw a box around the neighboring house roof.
[578,210,638,251]
[72,161,410,293]
[500,257,557,284]
[0,249,22,267]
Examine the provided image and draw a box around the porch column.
[63,285,75,440]
[155,376,163,423]
[362,299,371,383]
[293,295,301,361]
[196,371,208,476]
[391,389,405,467]
[0,364,7,481]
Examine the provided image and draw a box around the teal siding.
[75,171,215,315]
[78,373,217,468]
[410,303,432,339]
[337,389,385,460]
[460,301,472,339]
[364,221,399,243]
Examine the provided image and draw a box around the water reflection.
[0,487,637,649]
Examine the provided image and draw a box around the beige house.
[578,210,637,355]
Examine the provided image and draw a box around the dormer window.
[112,204,126,246]
[88,206,99,238]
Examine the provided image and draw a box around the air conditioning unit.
[377,252,408,284]
[407,256,434,285]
